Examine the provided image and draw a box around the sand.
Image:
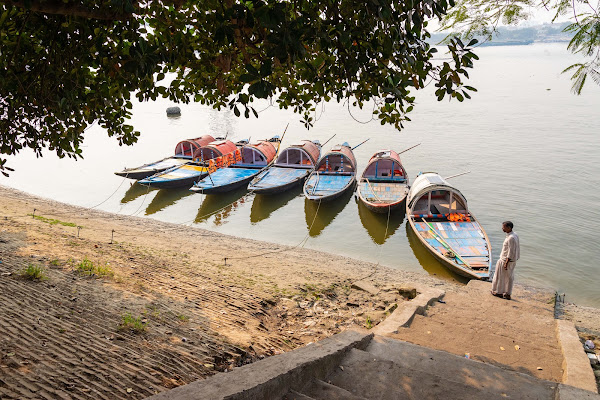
[1,185,599,398]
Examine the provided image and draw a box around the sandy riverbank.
[1,185,599,398]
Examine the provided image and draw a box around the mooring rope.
[223,198,322,265]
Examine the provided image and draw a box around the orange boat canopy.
[275,140,321,168]
[241,140,277,165]
[174,135,216,157]
[192,140,238,161]
[316,143,357,173]
[362,150,407,180]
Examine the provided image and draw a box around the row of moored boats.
[115,134,492,281]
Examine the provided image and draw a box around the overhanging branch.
[2,0,134,20]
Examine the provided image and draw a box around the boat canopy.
[241,140,277,165]
[275,140,320,168]
[362,150,406,180]
[316,143,356,173]
[193,140,237,161]
[407,173,468,216]
[174,135,216,157]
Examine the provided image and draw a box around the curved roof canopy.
[407,173,468,213]
[316,143,357,172]
[275,140,321,167]
[362,150,407,180]
[174,135,215,157]
[193,140,237,161]
[241,140,277,165]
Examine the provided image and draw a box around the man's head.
[502,221,514,233]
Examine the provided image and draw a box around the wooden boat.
[247,140,321,194]
[190,137,281,194]
[138,140,238,189]
[357,150,409,213]
[303,142,357,202]
[114,135,215,180]
[406,173,491,280]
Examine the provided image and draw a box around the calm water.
[2,43,599,307]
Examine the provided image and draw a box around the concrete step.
[365,336,557,399]
[327,347,553,400]
[301,379,368,400]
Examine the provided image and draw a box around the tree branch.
[2,0,134,20]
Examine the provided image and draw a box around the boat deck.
[414,221,490,268]
[305,174,353,197]
[196,167,259,189]
[150,164,208,181]
[359,181,408,203]
[251,167,308,188]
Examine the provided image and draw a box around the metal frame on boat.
[357,150,409,213]
[138,140,238,189]
[406,172,491,280]
[114,135,216,180]
[248,140,321,195]
[303,142,357,202]
[190,137,281,194]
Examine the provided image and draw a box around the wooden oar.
[351,138,370,150]
[445,171,471,180]
[365,178,382,202]
[398,143,421,155]
[420,217,473,270]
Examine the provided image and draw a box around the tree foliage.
[0,0,479,175]
[439,0,600,94]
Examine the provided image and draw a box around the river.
[2,43,599,307]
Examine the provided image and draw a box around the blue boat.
[247,140,322,195]
[303,143,357,202]
[115,135,215,180]
[190,137,281,194]
[138,140,238,189]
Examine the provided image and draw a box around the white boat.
[406,173,491,280]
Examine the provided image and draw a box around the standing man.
[491,221,520,300]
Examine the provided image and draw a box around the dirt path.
[0,186,457,399]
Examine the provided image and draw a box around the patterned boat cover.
[250,167,308,189]
[194,167,260,190]
[305,174,354,198]
[359,181,408,204]
[414,221,490,270]
[140,164,209,184]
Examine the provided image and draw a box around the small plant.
[22,264,47,280]
[75,257,114,278]
[119,313,147,333]
[365,315,373,329]
[49,259,61,266]
[177,314,190,322]
[27,214,78,227]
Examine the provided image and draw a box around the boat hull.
[406,211,491,280]
[115,157,190,180]
[138,163,210,189]
[139,173,207,189]
[248,167,311,195]
[303,173,356,202]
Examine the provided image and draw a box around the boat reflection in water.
[304,188,353,237]
[120,182,154,204]
[250,186,302,224]
[405,223,469,283]
[194,187,249,225]
[356,200,404,245]
[144,187,194,215]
